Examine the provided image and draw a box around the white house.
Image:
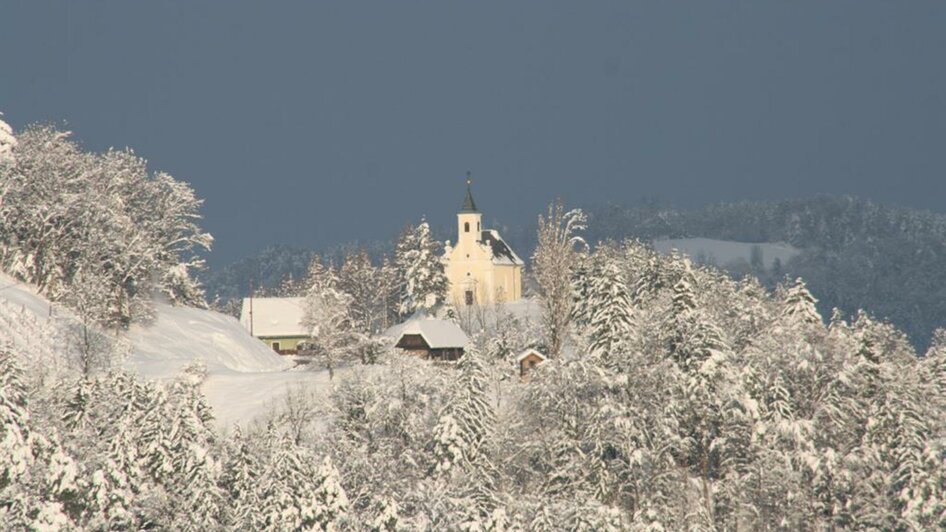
[240,297,308,354]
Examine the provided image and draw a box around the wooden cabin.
[386,316,469,361]
[517,348,547,379]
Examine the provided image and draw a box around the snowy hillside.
[0,272,316,428]
[1,273,289,377]
[0,275,65,378]
[653,237,799,269]
[126,303,291,378]
[0,272,55,318]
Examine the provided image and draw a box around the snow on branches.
[0,125,212,328]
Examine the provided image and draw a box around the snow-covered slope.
[0,272,55,319]
[0,275,65,378]
[1,272,290,377]
[126,303,291,379]
[653,238,800,269]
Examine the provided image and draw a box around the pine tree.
[395,220,449,316]
[433,346,495,475]
[432,346,498,514]
[259,429,348,530]
[781,277,822,326]
[149,365,222,530]
[368,497,405,531]
[670,259,698,319]
[587,255,635,360]
[0,345,32,492]
[220,426,262,529]
[84,460,133,530]
[570,254,594,330]
[138,385,176,486]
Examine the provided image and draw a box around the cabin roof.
[384,316,469,349]
[240,297,307,337]
[516,348,547,363]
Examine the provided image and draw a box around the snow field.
[1,272,326,428]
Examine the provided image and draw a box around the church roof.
[460,175,479,213]
[481,230,525,266]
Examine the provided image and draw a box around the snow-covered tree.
[432,345,496,481]
[533,201,586,357]
[781,277,822,327]
[586,253,636,360]
[302,261,354,378]
[220,426,262,528]
[395,220,449,316]
[339,248,382,333]
[0,125,212,328]
[258,429,348,530]
[0,112,16,165]
[0,345,32,493]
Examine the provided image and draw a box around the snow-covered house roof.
[239,297,308,338]
[516,348,546,363]
[481,230,524,266]
[383,316,469,349]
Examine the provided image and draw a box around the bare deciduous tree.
[532,200,586,358]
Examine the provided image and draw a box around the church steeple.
[460,171,479,213]
[457,172,482,244]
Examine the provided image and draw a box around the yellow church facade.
[443,179,524,306]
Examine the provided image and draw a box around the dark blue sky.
[2,1,944,264]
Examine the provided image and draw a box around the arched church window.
[464,222,470,233]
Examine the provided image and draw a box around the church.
[443,177,524,306]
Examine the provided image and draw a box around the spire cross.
[466,170,472,187]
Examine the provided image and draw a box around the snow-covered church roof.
[481,230,524,266]
[240,297,307,337]
[383,315,469,349]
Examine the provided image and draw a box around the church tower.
[443,173,524,306]
[457,173,482,247]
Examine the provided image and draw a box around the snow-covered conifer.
[368,497,405,532]
[0,345,32,491]
[219,426,261,528]
[670,258,698,319]
[587,254,636,360]
[395,220,449,316]
[570,254,594,329]
[433,346,496,476]
[781,277,822,326]
[259,429,348,530]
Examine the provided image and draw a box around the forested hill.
[205,196,946,350]
[586,196,946,350]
